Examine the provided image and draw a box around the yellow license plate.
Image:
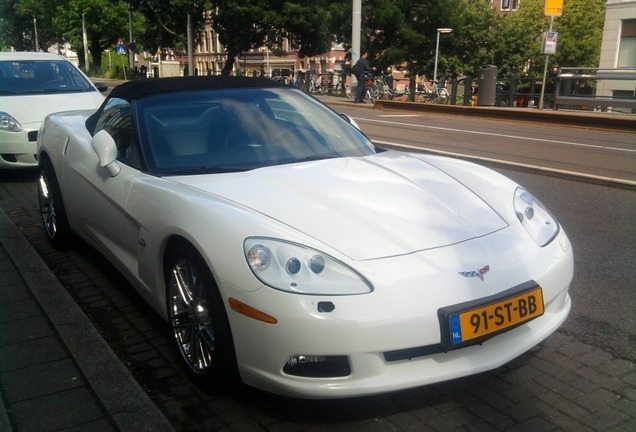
[449,287,544,345]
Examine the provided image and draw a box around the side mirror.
[93,82,109,93]
[91,130,120,176]
[340,113,361,130]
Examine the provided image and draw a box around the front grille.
[28,131,38,142]
[383,344,447,362]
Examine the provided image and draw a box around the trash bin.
[477,65,497,106]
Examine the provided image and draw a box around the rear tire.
[38,158,73,249]
[165,245,238,387]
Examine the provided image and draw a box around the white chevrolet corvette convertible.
[37,76,573,398]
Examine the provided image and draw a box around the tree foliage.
[0,0,606,80]
[209,0,332,75]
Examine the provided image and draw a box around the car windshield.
[135,87,377,175]
[0,60,95,95]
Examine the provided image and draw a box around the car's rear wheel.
[38,158,72,249]
[166,245,238,386]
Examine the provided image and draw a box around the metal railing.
[554,67,636,112]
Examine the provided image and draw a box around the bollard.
[508,74,517,107]
[463,76,472,106]
[451,79,458,105]
[409,75,416,102]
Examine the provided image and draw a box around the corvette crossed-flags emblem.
[459,265,490,281]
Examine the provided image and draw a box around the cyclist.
[351,51,372,103]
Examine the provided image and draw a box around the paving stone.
[580,407,631,430]
[506,416,557,432]
[500,380,547,404]
[536,389,590,419]
[10,387,104,432]
[599,359,636,378]
[425,408,478,432]
[533,374,586,402]
[576,387,622,413]
[542,408,595,432]
[0,282,30,303]
[0,298,40,323]
[0,336,68,374]
[504,399,552,422]
[499,364,544,385]
[577,348,615,367]
[1,358,85,403]
[465,400,515,430]
[0,315,53,346]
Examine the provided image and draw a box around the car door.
[64,97,141,272]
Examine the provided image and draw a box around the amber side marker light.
[228,298,278,324]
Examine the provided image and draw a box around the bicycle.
[374,72,395,100]
[419,78,450,104]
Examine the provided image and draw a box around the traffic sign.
[545,0,563,17]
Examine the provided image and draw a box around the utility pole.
[351,0,361,84]
[128,6,134,69]
[33,16,39,51]
[187,14,194,76]
[82,13,89,73]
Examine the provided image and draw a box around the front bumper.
[0,129,38,168]
[221,224,574,398]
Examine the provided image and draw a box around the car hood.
[2,91,104,129]
[170,151,508,261]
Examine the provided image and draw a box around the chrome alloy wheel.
[38,171,58,239]
[168,257,215,374]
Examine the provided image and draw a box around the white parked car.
[0,51,106,169]
[37,76,573,398]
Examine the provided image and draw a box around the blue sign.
[117,44,127,55]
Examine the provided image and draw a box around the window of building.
[618,19,636,68]
[501,0,520,11]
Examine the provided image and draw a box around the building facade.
[596,0,636,99]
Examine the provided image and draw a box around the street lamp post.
[433,28,452,86]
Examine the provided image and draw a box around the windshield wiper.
[165,166,248,175]
[287,154,340,164]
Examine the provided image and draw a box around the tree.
[0,0,63,51]
[492,0,605,77]
[209,0,333,75]
[52,0,134,71]
[451,0,503,77]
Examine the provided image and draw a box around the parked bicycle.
[418,77,450,104]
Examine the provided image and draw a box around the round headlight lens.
[286,257,301,274]
[247,244,271,271]
[309,255,325,274]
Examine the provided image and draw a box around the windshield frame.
[133,87,377,176]
[0,59,96,96]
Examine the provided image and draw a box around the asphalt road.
[340,106,636,183]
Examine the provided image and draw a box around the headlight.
[244,238,372,295]
[0,112,22,132]
[514,187,559,246]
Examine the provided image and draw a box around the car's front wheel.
[38,158,73,249]
[166,245,238,386]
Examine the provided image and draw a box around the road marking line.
[373,139,636,188]
[377,114,421,118]
[357,117,636,154]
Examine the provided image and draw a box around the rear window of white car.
[0,60,95,95]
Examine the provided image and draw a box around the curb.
[0,208,176,432]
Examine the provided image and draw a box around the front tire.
[166,245,238,386]
[38,158,73,249]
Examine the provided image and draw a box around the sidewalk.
[0,208,175,432]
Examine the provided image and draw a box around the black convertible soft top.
[109,75,287,100]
